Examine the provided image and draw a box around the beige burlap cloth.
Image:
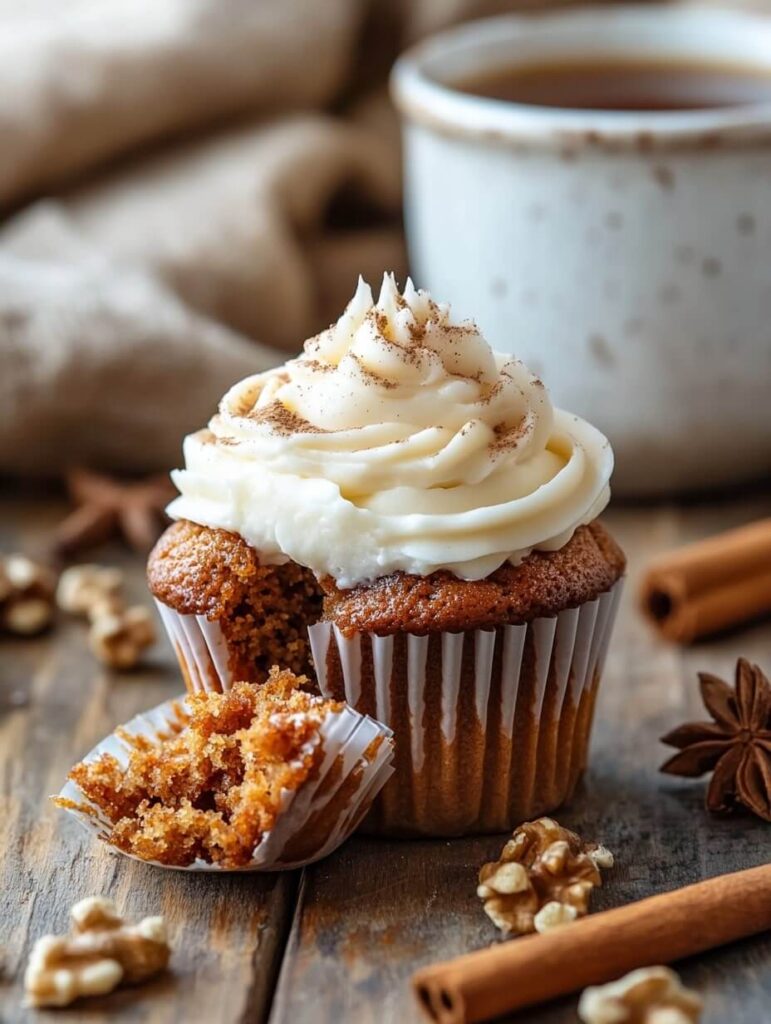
[0,0,687,475]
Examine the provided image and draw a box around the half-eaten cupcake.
[148,274,625,837]
[56,669,394,869]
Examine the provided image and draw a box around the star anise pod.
[52,468,175,558]
[660,658,771,822]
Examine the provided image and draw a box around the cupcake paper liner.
[153,579,623,836]
[307,580,623,836]
[58,695,394,871]
[154,600,233,694]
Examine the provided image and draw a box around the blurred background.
[0,0,766,486]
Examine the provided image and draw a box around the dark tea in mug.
[453,58,771,111]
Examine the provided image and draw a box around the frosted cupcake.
[148,275,624,836]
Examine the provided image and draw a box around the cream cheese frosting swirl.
[169,275,613,586]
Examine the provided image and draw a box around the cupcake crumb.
[55,671,343,867]
[147,521,323,683]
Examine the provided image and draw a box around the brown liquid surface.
[453,58,771,112]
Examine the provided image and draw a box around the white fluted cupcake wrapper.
[154,600,233,694]
[58,695,394,872]
[308,580,623,773]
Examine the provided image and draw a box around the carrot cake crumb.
[147,521,323,683]
[57,670,343,867]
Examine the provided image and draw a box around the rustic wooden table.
[1,489,769,1024]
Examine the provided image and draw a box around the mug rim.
[391,4,771,149]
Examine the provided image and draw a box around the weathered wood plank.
[270,499,771,1024]
[0,493,297,1023]
[2,491,770,1023]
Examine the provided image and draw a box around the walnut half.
[477,817,614,936]
[578,966,703,1024]
[0,554,56,635]
[24,896,170,1007]
[56,564,124,617]
[88,605,156,670]
[56,562,156,668]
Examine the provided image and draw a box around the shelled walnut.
[88,605,156,670]
[0,554,56,635]
[24,896,171,1008]
[56,562,155,669]
[0,559,10,603]
[56,564,124,617]
[532,900,579,932]
[477,817,614,936]
[578,967,702,1024]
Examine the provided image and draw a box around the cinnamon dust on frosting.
[248,402,326,436]
[169,275,613,586]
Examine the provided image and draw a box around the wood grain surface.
[1,487,769,1024]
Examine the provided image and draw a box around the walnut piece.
[56,562,155,668]
[578,967,702,1024]
[0,554,56,635]
[588,845,615,871]
[24,896,170,1008]
[477,817,613,936]
[0,560,11,603]
[56,564,124,617]
[88,605,156,669]
[533,900,578,932]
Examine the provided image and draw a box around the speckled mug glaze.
[392,6,771,496]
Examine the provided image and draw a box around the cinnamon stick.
[640,518,771,643]
[412,864,771,1024]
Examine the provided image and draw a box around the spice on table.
[412,864,771,1024]
[0,554,56,635]
[640,517,771,643]
[578,966,702,1024]
[477,817,613,936]
[660,658,771,823]
[24,896,170,1008]
[53,468,175,557]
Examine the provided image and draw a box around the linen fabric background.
[0,0,740,475]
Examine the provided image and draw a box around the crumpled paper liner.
[58,695,394,871]
[307,581,623,837]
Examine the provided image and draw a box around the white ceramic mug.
[392,6,771,496]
